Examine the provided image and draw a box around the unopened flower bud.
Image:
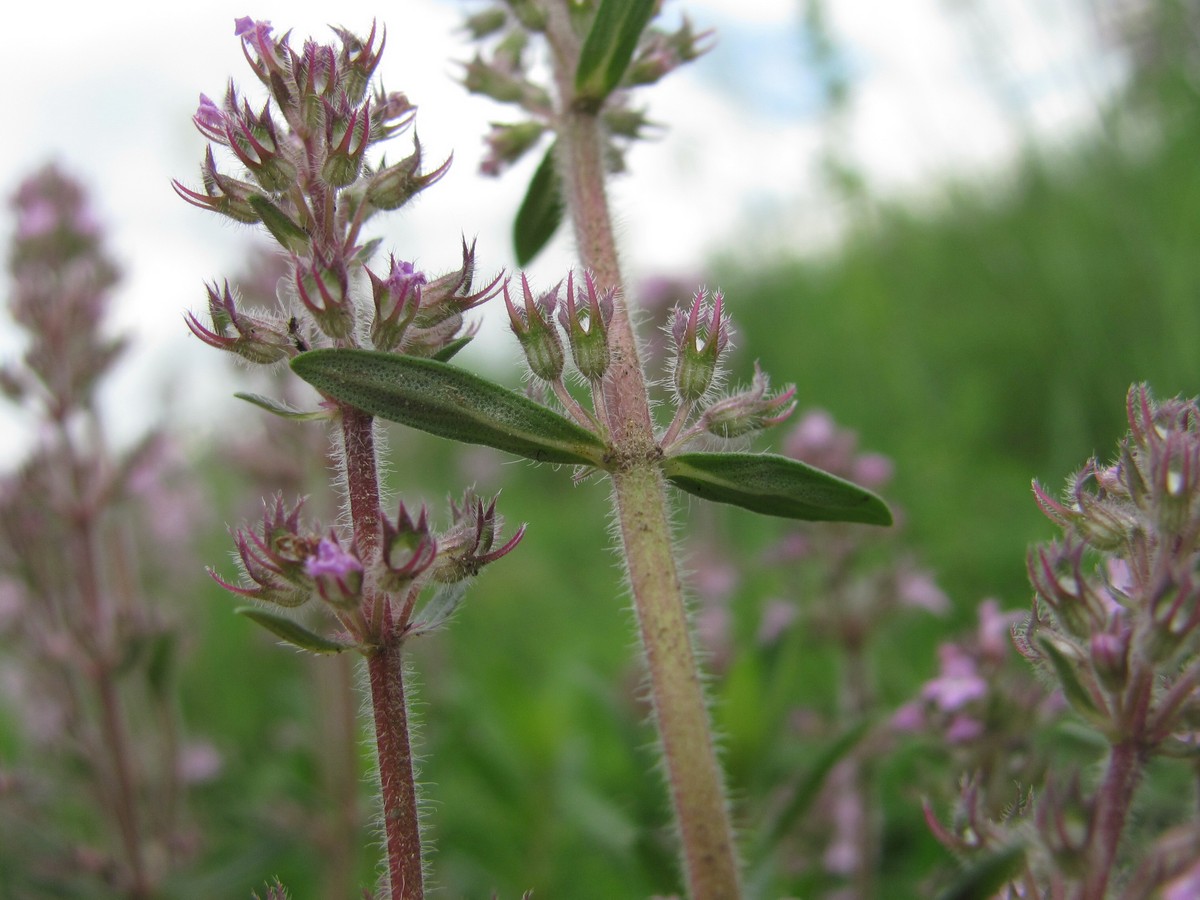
[215,90,298,193]
[416,238,505,328]
[670,288,729,403]
[187,281,292,365]
[1152,432,1200,536]
[210,496,318,607]
[1027,542,1103,640]
[699,363,796,439]
[558,270,613,381]
[250,194,310,255]
[480,121,545,176]
[463,6,508,39]
[172,147,263,224]
[506,275,564,382]
[1090,628,1130,693]
[294,255,352,338]
[322,101,370,188]
[603,104,655,141]
[435,492,525,583]
[1143,573,1200,663]
[331,21,384,106]
[626,19,714,87]
[381,502,438,591]
[370,90,417,142]
[365,137,451,212]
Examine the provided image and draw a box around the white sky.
[0,0,1128,462]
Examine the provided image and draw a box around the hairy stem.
[1078,739,1145,900]
[340,407,423,899]
[612,466,742,898]
[367,643,423,899]
[544,5,741,896]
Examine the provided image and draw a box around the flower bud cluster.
[368,240,504,355]
[1024,385,1200,746]
[659,289,796,450]
[179,18,493,363]
[460,5,711,178]
[506,270,615,386]
[212,491,524,646]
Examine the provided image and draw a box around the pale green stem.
[543,5,742,896]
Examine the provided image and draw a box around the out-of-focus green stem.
[543,5,742,897]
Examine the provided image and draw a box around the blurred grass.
[715,88,1200,610]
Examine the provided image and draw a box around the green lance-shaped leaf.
[235,392,330,421]
[514,143,563,266]
[662,452,893,525]
[575,0,658,106]
[290,349,607,466]
[432,335,474,363]
[935,843,1026,900]
[235,607,353,654]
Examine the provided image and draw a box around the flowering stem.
[367,644,423,899]
[340,406,424,899]
[1078,739,1146,900]
[545,7,741,897]
[66,430,152,898]
[612,466,742,898]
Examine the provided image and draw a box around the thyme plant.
[180,7,890,898]
[176,18,523,899]
[288,6,889,899]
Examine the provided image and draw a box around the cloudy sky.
[0,0,1127,460]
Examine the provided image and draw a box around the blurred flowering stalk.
[0,165,203,896]
[176,18,522,899]
[285,5,891,898]
[917,385,1200,899]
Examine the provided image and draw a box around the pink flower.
[976,598,1022,662]
[890,701,926,733]
[944,714,985,743]
[1163,858,1200,900]
[897,569,950,614]
[921,644,987,711]
[853,452,894,489]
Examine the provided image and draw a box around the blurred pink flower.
[757,599,797,645]
[977,598,1023,663]
[177,741,223,784]
[1163,858,1200,900]
[922,644,988,711]
[944,715,985,743]
[897,569,950,614]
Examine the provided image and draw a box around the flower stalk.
[179,20,520,897]
[542,5,741,896]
